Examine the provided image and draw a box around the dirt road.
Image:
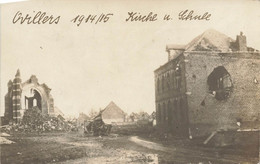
[1,132,258,164]
[129,136,258,164]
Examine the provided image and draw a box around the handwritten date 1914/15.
[71,13,113,26]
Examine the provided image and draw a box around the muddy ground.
[1,131,259,164]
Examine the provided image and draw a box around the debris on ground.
[84,114,112,136]
[1,132,10,137]
[203,131,217,145]
[0,136,15,145]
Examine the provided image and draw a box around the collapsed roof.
[166,29,257,53]
[185,29,234,52]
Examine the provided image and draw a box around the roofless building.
[4,70,59,124]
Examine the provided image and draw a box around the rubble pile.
[0,136,15,145]
[0,108,77,134]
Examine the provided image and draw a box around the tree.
[129,112,137,122]
[138,111,150,120]
[151,111,156,120]
[89,108,99,119]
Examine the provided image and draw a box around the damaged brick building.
[4,70,58,124]
[154,29,260,137]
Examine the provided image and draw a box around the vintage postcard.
[0,0,260,163]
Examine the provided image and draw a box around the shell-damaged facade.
[4,70,55,123]
[154,29,260,137]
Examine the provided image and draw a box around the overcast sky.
[1,0,260,117]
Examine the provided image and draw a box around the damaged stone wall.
[154,54,189,136]
[4,70,56,124]
[184,52,260,137]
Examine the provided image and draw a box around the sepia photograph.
[0,0,260,163]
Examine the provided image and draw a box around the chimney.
[236,32,247,51]
[166,45,185,61]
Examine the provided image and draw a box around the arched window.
[162,103,166,123]
[176,76,181,89]
[173,100,179,129]
[157,104,161,123]
[172,72,175,89]
[25,99,29,109]
[33,99,37,107]
[162,76,165,91]
[207,66,233,100]
[167,101,172,126]
[157,78,160,92]
[167,73,170,89]
[180,98,185,122]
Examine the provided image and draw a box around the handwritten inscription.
[179,10,211,21]
[125,12,157,22]
[12,11,60,24]
[71,13,113,26]
[12,10,212,25]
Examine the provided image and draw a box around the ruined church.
[4,70,57,124]
[154,29,260,137]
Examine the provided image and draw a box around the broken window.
[207,66,233,100]
[176,64,181,76]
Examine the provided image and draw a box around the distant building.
[77,112,90,126]
[4,70,60,124]
[154,29,260,137]
[100,101,126,124]
[129,112,151,122]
